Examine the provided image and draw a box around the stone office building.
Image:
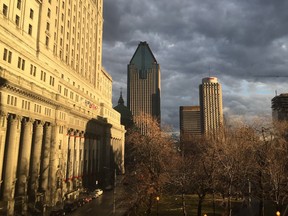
[0,0,125,215]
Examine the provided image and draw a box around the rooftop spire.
[118,88,124,105]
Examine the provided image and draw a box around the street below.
[69,190,127,216]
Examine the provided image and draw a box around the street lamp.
[276,211,281,216]
[156,196,160,216]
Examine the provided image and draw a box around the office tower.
[0,0,125,214]
[272,93,288,121]
[180,106,201,139]
[127,41,161,133]
[199,77,223,135]
[179,106,201,152]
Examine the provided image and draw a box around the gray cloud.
[103,0,288,131]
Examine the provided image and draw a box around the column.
[2,114,21,215]
[68,130,74,190]
[29,120,44,201]
[0,111,7,193]
[16,118,33,196]
[48,124,59,206]
[74,131,80,188]
[62,127,69,197]
[83,134,89,187]
[40,123,52,197]
[78,132,85,188]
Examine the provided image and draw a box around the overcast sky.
[102,0,288,132]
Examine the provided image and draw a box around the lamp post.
[156,196,160,216]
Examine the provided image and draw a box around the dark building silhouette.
[272,93,288,121]
[127,41,161,133]
[114,91,133,129]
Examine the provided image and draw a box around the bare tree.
[124,114,175,215]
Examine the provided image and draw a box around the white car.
[94,189,103,198]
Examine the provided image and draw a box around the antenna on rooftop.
[275,90,278,96]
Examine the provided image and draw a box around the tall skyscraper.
[180,106,201,140]
[272,93,288,121]
[127,41,161,133]
[0,0,125,214]
[179,106,201,153]
[199,77,223,135]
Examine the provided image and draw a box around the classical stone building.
[0,0,125,215]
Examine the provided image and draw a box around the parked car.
[95,189,103,197]
[84,196,92,203]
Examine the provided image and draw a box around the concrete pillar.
[79,133,85,187]
[17,118,33,196]
[74,131,80,188]
[68,130,74,190]
[48,124,59,206]
[62,127,69,194]
[3,114,21,215]
[40,123,52,198]
[29,120,44,201]
[0,111,8,192]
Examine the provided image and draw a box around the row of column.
[0,112,113,215]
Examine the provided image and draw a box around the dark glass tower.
[127,41,161,132]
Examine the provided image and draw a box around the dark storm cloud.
[103,0,288,131]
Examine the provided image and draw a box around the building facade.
[179,106,201,154]
[0,0,125,215]
[127,41,161,133]
[272,93,288,121]
[199,77,223,135]
[179,106,201,139]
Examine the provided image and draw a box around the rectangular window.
[47,8,51,18]
[30,9,34,19]
[8,51,12,63]
[15,15,20,27]
[18,57,25,70]
[58,85,62,93]
[45,36,49,46]
[3,4,8,17]
[18,57,21,68]
[28,24,32,35]
[41,70,46,81]
[49,76,54,86]
[30,64,36,76]
[17,0,21,10]
[46,22,50,31]
[3,48,7,61]
[21,59,25,70]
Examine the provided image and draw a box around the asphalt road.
[69,190,127,216]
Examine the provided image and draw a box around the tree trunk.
[212,190,216,216]
[146,194,153,215]
[197,195,205,216]
[181,192,187,216]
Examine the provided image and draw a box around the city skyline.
[103,0,288,132]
